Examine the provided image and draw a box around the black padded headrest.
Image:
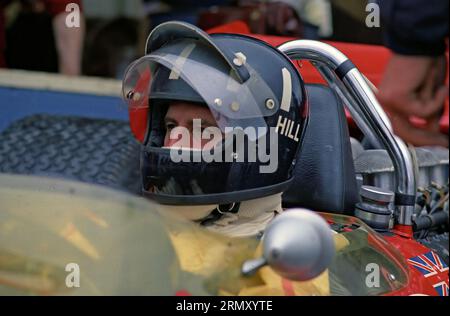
[282,84,359,215]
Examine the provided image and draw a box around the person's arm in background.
[46,0,84,76]
[265,0,332,38]
[377,0,449,147]
[0,0,13,68]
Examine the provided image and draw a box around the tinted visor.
[122,40,279,135]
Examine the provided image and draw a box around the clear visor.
[122,46,279,135]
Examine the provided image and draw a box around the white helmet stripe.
[169,43,196,80]
[280,67,292,112]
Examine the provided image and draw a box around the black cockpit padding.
[282,84,359,215]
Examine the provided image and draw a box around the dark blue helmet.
[123,21,308,205]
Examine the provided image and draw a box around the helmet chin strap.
[157,194,283,237]
[203,193,284,238]
[197,202,241,226]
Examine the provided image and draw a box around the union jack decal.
[407,251,448,278]
[433,281,449,296]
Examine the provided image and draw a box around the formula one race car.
[0,22,448,296]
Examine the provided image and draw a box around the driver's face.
[164,102,220,149]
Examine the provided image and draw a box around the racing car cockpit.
[0,21,447,297]
[0,173,409,296]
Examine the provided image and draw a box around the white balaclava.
[156,193,283,238]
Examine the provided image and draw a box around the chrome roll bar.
[279,40,416,226]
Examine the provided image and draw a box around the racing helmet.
[122,21,308,205]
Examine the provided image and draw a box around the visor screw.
[126,90,134,100]
[133,92,142,102]
[127,90,141,102]
[231,102,240,112]
[266,99,275,110]
[233,52,247,67]
[214,98,223,107]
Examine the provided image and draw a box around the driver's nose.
[164,126,212,149]
[164,126,190,148]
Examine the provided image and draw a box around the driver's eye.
[165,122,176,131]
